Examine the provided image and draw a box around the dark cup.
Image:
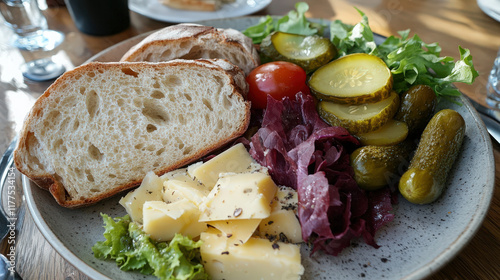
[65,0,130,36]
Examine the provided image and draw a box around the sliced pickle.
[309,53,393,104]
[260,31,337,72]
[356,119,409,146]
[317,91,400,134]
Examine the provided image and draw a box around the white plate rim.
[23,175,111,280]
[22,16,496,280]
[128,0,272,23]
[477,0,500,23]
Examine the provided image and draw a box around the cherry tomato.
[246,61,308,109]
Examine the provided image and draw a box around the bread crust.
[120,23,260,75]
[14,59,251,208]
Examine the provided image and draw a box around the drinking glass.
[0,0,65,81]
[486,48,500,109]
[0,0,64,51]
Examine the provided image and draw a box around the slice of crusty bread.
[14,59,250,208]
[120,23,260,75]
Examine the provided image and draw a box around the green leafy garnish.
[330,8,378,56]
[377,31,478,98]
[329,9,478,98]
[242,2,325,44]
[92,214,208,280]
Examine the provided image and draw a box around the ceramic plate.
[477,0,500,23]
[128,0,272,23]
[24,17,495,280]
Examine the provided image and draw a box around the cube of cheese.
[190,143,255,189]
[162,177,209,206]
[199,172,278,222]
[208,219,261,244]
[200,229,304,280]
[119,171,164,224]
[143,200,207,241]
[274,186,299,214]
[259,186,302,243]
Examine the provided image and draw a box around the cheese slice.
[199,172,278,222]
[200,228,304,280]
[190,143,255,189]
[162,177,209,206]
[160,167,190,180]
[208,219,261,244]
[143,200,207,241]
[187,161,203,178]
[119,171,164,224]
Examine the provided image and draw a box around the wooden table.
[0,0,499,279]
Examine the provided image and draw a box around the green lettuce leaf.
[92,214,208,280]
[91,214,134,260]
[241,15,275,45]
[242,2,325,44]
[330,7,378,56]
[378,33,478,97]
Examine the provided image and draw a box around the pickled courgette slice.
[356,119,409,146]
[317,91,400,134]
[260,31,337,72]
[309,53,393,104]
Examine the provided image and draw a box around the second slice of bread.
[14,59,250,208]
[120,23,260,75]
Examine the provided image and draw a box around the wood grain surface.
[0,0,499,279]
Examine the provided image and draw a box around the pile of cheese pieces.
[119,143,305,280]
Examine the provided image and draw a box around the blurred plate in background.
[129,0,272,23]
[477,0,500,22]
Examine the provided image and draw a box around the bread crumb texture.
[16,60,249,204]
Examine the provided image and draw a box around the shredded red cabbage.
[248,93,395,256]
